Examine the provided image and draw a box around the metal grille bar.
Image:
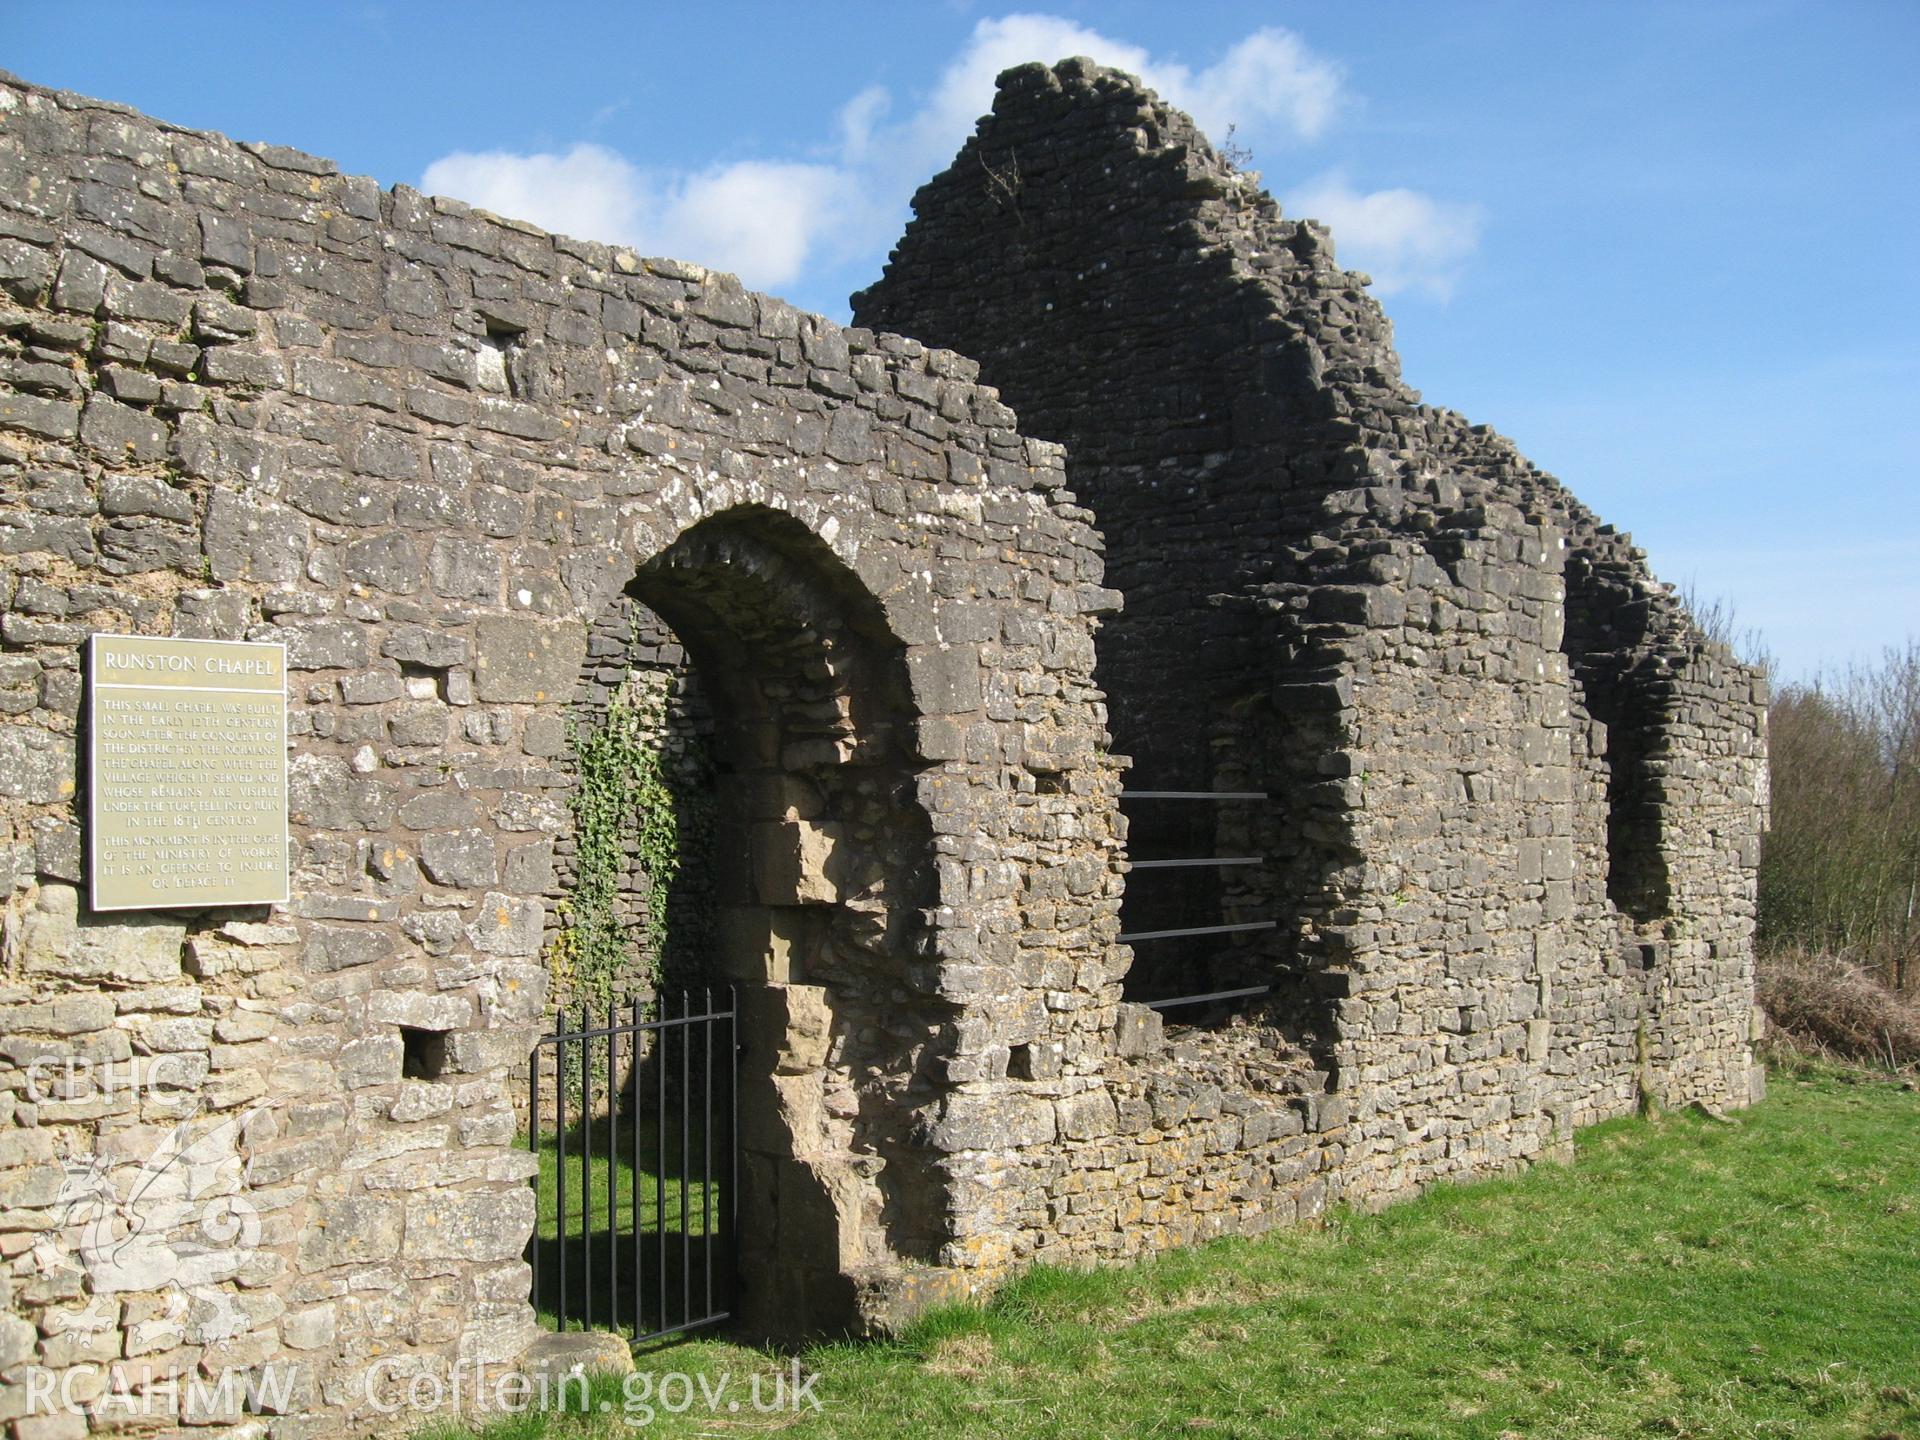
[1128,856,1263,869]
[1144,984,1275,1011]
[1120,790,1269,800]
[1118,920,1277,943]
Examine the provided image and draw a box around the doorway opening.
[529,504,945,1342]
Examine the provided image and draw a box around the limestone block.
[398,787,479,829]
[709,906,802,984]
[418,828,498,887]
[12,1409,90,1440]
[1541,838,1575,882]
[387,699,450,746]
[389,1081,457,1124]
[0,992,115,1036]
[904,644,982,715]
[383,623,470,670]
[458,1310,541,1366]
[448,1027,537,1074]
[289,755,397,830]
[1009,1041,1061,1080]
[493,838,551,896]
[297,1197,404,1272]
[914,715,967,761]
[751,819,846,907]
[823,404,872,462]
[473,616,587,702]
[301,925,394,974]
[343,532,421,595]
[1113,1003,1163,1059]
[520,711,567,758]
[232,1359,308,1421]
[927,1092,1056,1150]
[400,910,465,958]
[429,536,503,601]
[367,990,472,1031]
[203,488,309,583]
[0,1314,39,1369]
[345,1124,449,1169]
[1021,723,1091,772]
[765,984,834,1075]
[0,727,76,804]
[466,892,544,955]
[517,1329,635,1383]
[1057,1088,1119,1140]
[458,1108,516,1147]
[17,883,184,984]
[279,617,372,671]
[1526,1018,1551,1062]
[403,1186,535,1261]
[212,1009,275,1044]
[337,1033,402,1088]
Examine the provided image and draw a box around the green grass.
[531,1120,719,1241]
[445,1071,1918,1439]
[528,1117,724,1336]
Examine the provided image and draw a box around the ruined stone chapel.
[0,57,1767,1436]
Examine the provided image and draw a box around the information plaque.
[88,634,290,911]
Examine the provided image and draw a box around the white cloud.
[421,144,645,252]
[863,15,1343,187]
[881,15,1155,183]
[419,146,853,291]
[1285,171,1484,300]
[836,85,892,167]
[1154,27,1345,145]
[648,162,860,289]
[417,18,1472,303]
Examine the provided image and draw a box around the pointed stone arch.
[630,505,943,1333]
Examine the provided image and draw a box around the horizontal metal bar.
[539,1008,734,1046]
[1144,984,1275,1011]
[1120,790,1268,801]
[632,1310,731,1348]
[1128,856,1263,869]
[1117,920,1279,943]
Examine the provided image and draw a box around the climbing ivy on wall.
[551,670,692,1017]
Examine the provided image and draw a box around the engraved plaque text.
[88,634,290,911]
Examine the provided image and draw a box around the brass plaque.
[88,634,289,911]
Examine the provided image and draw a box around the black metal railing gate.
[528,987,736,1344]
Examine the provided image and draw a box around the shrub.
[1756,945,1920,1070]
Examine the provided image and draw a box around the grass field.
[434,1068,1918,1439]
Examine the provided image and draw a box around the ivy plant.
[552,670,684,1018]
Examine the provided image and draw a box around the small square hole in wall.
[399,661,446,702]
[477,325,522,397]
[401,1027,450,1081]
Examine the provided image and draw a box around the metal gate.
[528,987,736,1343]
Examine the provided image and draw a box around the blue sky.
[5,1,1914,681]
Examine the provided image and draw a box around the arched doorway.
[532,503,946,1342]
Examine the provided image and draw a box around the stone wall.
[856,59,1768,1236]
[0,72,1123,1434]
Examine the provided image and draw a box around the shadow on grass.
[526,1109,731,1340]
